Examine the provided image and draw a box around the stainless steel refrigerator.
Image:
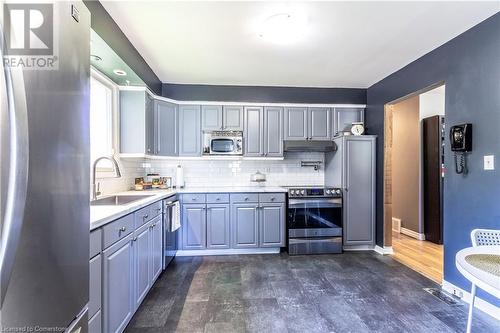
[1,2,90,331]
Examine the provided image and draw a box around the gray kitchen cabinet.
[120,90,148,154]
[308,107,331,140]
[264,107,284,156]
[223,106,244,130]
[333,107,364,136]
[103,233,134,333]
[231,203,259,248]
[284,107,308,140]
[145,93,155,154]
[179,105,201,156]
[89,254,102,320]
[133,222,151,310]
[202,105,223,131]
[340,136,376,246]
[89,310,101,333]
[244,106,264,156]
[151,217,163,282]
[206,204,230,249]
[155,99,178,156]
[182,203,207,249]
[259,203,286,247]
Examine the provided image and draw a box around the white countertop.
[90,186,287,231]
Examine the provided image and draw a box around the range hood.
[284,140,337,152]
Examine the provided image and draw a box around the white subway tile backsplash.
[96,152,324,194]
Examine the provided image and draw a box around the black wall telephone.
[450,124,472,174]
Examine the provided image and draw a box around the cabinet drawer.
[134,202,161,228]
[102,214,134,249]
[230,193,258,203]
[149,201,163,218]
[90,229,102,259]
[259,193,285,203]
[206,193,229,204]
[182,193,206,203]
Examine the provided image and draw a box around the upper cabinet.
[120,90,150,154]
[223,106,244,131]
[284,107,332,141]
[201,105,223,131]
[333,107,364,136]
[244,106,283,157]
[155,100,178,156]
[202,105,243,131]
[179,105,202,156]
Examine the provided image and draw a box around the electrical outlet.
[484,155,494,170]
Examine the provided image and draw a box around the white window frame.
[90,68,119,171]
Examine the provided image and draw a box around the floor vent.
[423,288,459,305]
[392,218,401,233]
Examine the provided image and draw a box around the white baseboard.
[343,245,375,251]
[176,248,280,256]
[401,227,426,240]
[374,245,394,255]
[442,280,500,320]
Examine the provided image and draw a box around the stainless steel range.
[287,187,343,255]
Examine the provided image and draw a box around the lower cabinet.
[134,222,151,309]
[151,218,163,281]
[231,203,259,248]
[206,204,230,249]
[182,204,207,249]
[102,234,134,333]
[259,203,286,247]
[88,310,101,333]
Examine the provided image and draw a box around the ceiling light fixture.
[113,69,127,76]
[258,13,307,44]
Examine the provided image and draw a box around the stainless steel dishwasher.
[163,199,180,269]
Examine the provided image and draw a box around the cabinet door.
[223,106,244,130]
[206,204,230,249]
[103,234,134,333]
[334,108,364,136]
[264,107,283,157]
[145,93,155,154]
[150,217,163,282]
[231,203,259,248]
[308,107,331,140]
[244,106,264,156]
[343,137,375,246]
[156,100,178,156]
[179,105,201,156]
[89,310,102,333]
[284,107,308,140]
[259,203,285,247]
[89,254,102,320]
[202,105,223,131]
[120,91,146,154]
[134,223,151,310]
[182,204,206,249]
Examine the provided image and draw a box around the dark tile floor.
[125,252,499,333]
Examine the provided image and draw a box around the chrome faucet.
[92,156,122,200]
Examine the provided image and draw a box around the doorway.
[383,85,445,284]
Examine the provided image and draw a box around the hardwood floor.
[125,252,499,333]
[391,231,443,284]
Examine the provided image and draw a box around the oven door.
[210,138,237,154]
[288,198,342,237]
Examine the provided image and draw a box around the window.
[90,74,114,169]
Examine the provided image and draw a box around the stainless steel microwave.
[203,131,243,155]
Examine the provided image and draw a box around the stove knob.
[290,190,295,196]
[336,189,341,194]
[326,189,331,195]
[300,190,305,195]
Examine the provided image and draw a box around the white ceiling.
[101,1,499,88]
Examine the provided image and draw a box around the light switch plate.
[484,155,494,170]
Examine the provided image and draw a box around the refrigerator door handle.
[0,31,30,306]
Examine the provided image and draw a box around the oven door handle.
[288,198,342,209]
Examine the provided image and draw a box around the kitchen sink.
[90,195,155,206]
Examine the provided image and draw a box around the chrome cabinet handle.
[270,197,275,201]
[0,35,30,306]
[216,198,220,201]
[143,214,149,219]
[192,198,196,201]
[119,227,127,232]
[244,197,249,201]
[133,237,137,242]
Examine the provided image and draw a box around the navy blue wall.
[83,1,162,95]
[366,13,499,305]
[162,83,366,104]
